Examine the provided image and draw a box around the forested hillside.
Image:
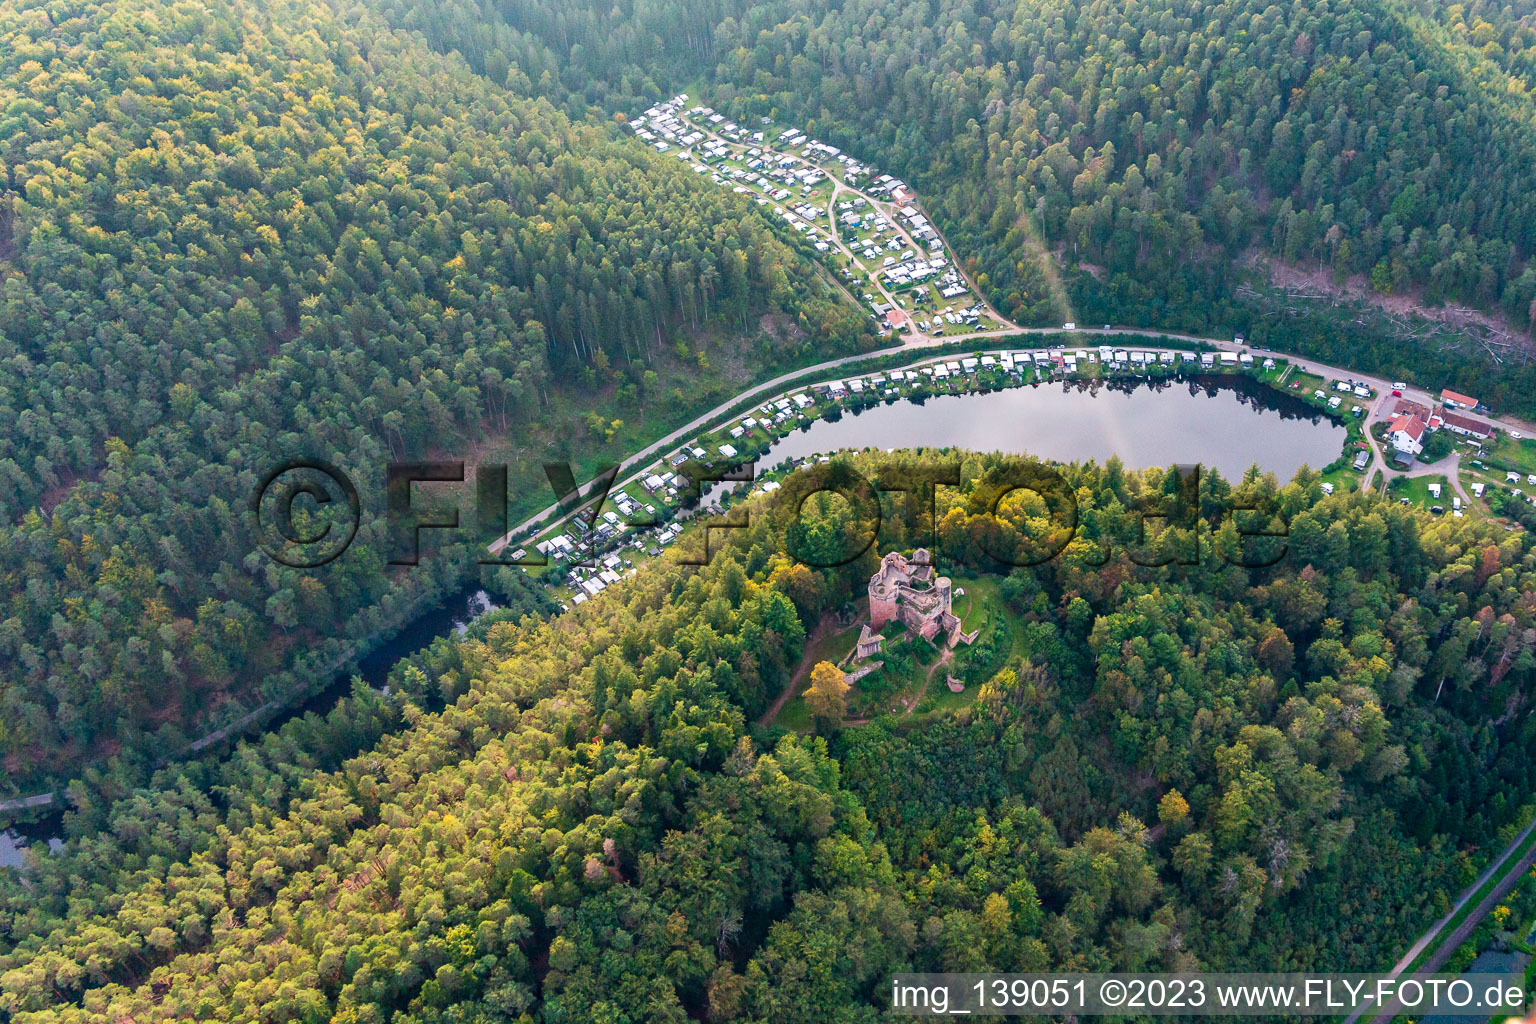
[8,0,1536,794]
[703,0,1536,309]
[6,0,1536,1013]
[0,0,871,788]
[0,453,1530,1019]
[454,0,1536,411]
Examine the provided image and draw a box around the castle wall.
[869,595,898,630]
[869,553,965,647]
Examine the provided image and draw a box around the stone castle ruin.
[867,549,979,648]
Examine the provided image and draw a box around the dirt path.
[839,645,953,725]
[757,618,834,726]
[911,649,952,713]
[823,180,914,336]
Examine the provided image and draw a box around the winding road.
[486,323,1528,557]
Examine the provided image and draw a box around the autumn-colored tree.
[1478,544,1501,587]
[804,661,851,727]
[1255,628,1296,677]
[1158,789,1191,836]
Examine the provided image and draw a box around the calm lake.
[721,374,1346,493]
[1,374,1344,867]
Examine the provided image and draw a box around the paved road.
[484,328,1207,555]
[1393,452,1472,503]
[505,108,1533,553]
[1343,813,1536,1024]
[486,338,918,554]
[489,324,1531,556]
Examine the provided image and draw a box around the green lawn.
[1460,463,1508,504]
[951,575,1003,639]
[1279,370,1327,401]
[924,675,983,715]
[1489,433,1536,476]
[770,620,864,730]
[1319,465,1365,493]
[773,571,1016,728]
[1258,362,1311,392]
[1388,474,1454,512]
[907,573,1014,719]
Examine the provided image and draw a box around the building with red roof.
[1440,409,1496,439]
[1387,413,1427,456]
[1441,389,1478,410]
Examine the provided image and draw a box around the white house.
[1387,413,1427,457]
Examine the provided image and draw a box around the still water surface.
[1,375,1345,866]
[745,375,1346,481]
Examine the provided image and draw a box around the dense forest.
[8,0,1536,788]
[0,0,875,790]
[0,451,1530,1020]
[6,0,1536,1015]
[418,0,1536,412]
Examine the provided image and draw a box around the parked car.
[1392,381,1407,391]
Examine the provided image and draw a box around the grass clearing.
[1388,474,1454,512]
[1488,434,1536,476]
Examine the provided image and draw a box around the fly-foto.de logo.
[250,457,1292,572]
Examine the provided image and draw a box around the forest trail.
[757,618,834,727]
[904,646,953,715]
